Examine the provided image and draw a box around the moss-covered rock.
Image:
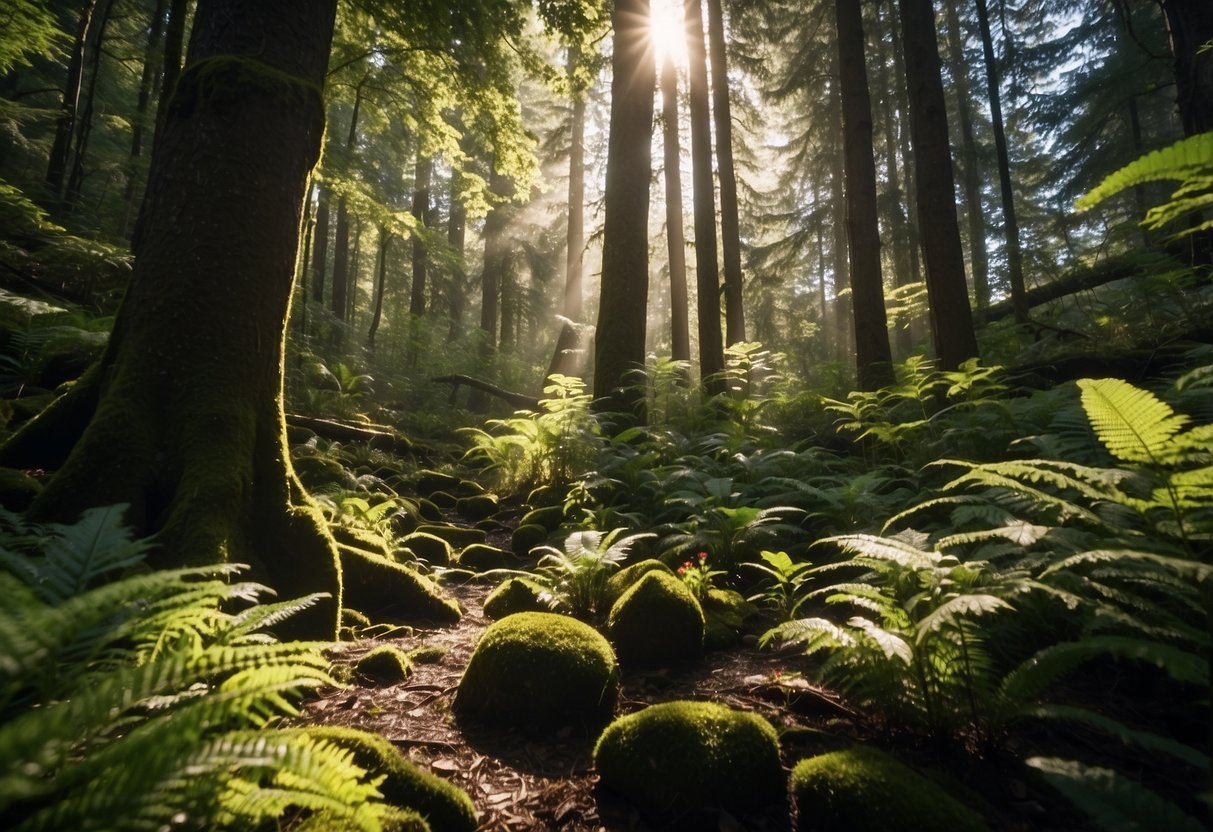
[451,479,486,497]
[457,543,507,572]
[701,588,758,650]
[292,453,354,490]
[401,531,453,567]
[332,524,393,559]
[414,469,461,495]
[355,644,413,685]
[604,559,674,605]
[510,523,548,559]
[594,701,785,818]
[389,509,420,537]
[341,549,462,625]
[416,498,444,522]
[790,746,987,832]
[607,570,704,665]
[304,726,477,832]
[519,504,565,532]
[483,577,549,620]
[0,466,42,511]
[427,490,458,509]
[415,524,486,549]
[454,612,619,728]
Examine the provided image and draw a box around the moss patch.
[332,524,393,559]
[355,645,413,685]
[414,469,461,495]
[510,523,547,559]
[594,700,785,818]
[701,588,757,650]
[604,559,674,605]
[454,611,619,728]
[415,524,486,549]
[519,504,564,531]
[791,746,988,832]
[456,493,499,519]
[457,543,507,572]
[304,726,477,832]
[341,549,462,625]
[607,570,704,666]
[483,577,549,620]
[401,531,453,567]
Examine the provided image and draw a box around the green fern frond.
[1078,378,1190,465]
[818,534,939,570]
[1024,705,1208,770]
[1076,131,1213,211]
[1026,756,1206,832]
[847,616,913,663]
[915,594,1013,642]
[1041,549,1211,583]
[935,521,1052,550]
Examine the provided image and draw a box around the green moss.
[304,726,477,832]
[607,570,704,666]
[483,577,548,620]
[415,524,486,549]
[427,490,458,509]
[416,498,443,522]
[510,523,548,558]
[292,453,354,489]
[454,611,619,728]
[519,504,564,532]
[456,493,499,520]
[594,701,785,818]
[380,807,431,832]
[172,55,324,118]
[457,543,507,572]
[604,558,674,605]
[451,479,486,497]
[401,531,453,567]
[355,645,413,685]
[0,466,42,511]
[341,549,462,625]
[701,588,757,650]
[332,524,393,558]
[790,746,988,832]
[525,484,564,506]
[414,469,461,494]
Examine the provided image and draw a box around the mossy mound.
[332,524,393,559]
[510,523,548,558]
[594,701,785,818]
[483,577,549,620]
[519,504,565,531]
[606,571,704,665]
[416,498,444,521]
[427,490,458,509]
[292,453,355,490]
[454,611,619,728]
[701,588,757,650]
[791,746,988,832]
[402,531,453,567]
[342,549,462,625]
[451,479,486,497]
[604,559,674,605]
[414,469,461,495]
[457,543,507,572]
[355,645,413,685]
[305,726,477,832]
[415,524,486,549]
[0,466,42,511]
[381,807,431,832]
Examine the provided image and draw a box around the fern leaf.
[36,505,151,604]
[915,594,1012,641]
[1024,705,1208,771]
[1078,378,1190,465]
[1076,131,1213,211]
[1026,756,1206,832]
[848,616,913,664]
[819,534,938,570]
[1041,549,1211,583]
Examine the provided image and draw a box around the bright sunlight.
[650,0,688,68]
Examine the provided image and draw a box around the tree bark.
[149,0,188,157]
[828,44,852,365]
[684,0,724,392]
[7,0,344,637]
[45,0,99,207]
[65,0,117,214]
[1162,0,1213,136]
[886,0,923,291]
[312,186,330,304]
[470,169,513,411]
[547,47,588,380]
[329,79,365,328]
[706,0,745,345]
[594,0,655,415]
[367,227,392,347]
[121,0,168,238]
[974,0,1028,323]
[659,54,692,365]
[446,168,467,342]
[835,0,894,391]
[409,150,432,317]
[898,0,979,370]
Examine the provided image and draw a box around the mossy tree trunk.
[3,0,344,637]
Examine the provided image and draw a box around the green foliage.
[744,549,815,622]
[531,527,654,620]
[673,549,727,601]
[462,375,600,494]
[1026,757,1206,832]
[1076,131,1213,238]
[0,505,396,831]
[0,2,64,75]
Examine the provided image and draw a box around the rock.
[414,524,486,549]
[603,558,674,606]
[341,549,462,625]
[354,644,412,685]
[483,578,549,620]
[414,469,461,495]
[457,543,508,572]
[401,531,453,567]
[510,523,548,559]
[606,570,704,665]
[456,493,499,520]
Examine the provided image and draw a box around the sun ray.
[649,0,688,69]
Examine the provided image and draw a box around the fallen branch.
[431,374,541,411]
[285,413,413,454]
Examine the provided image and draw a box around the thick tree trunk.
[684,0,724,392]
[898,0,979,370]
[828,46,852,365]
[45,0,99,207]
[594,0,655,415]
[942,0,989,312]
[7,0,344,636]
[660,54,692,365]
[707,0,745,345]
[367,227,392,347]
[835,0,894,391]
[1162,0,1213,136]
[409,151,432,317]
[547,48,588,380]
[974,0,1028,323]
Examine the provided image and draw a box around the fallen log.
[431,374,541,411]
[285,413,413,454]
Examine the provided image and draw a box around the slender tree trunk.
[660,55,692,365]
[547,47,588,380]
[1162,0,1213,136]
[330,80,365,328]
[887,0,923,290]
[828,47,852,365]
[470,169,512,411]
[942,0,989,312]
[898,0,979,369]
[684,0,724,392]
[447,169,467,342]
[347,216,362,321]
[45,0,99,206]
[312,186,330,304]
[367,228,392,347]
[706,0,745,345]
[7,0,344,637]
[65,0,117,213]
[121,0,168,237]
[594,0,655,415]
[836,0,894,391]
[409,151,432,316]
[974,0,1027,323]
[150,0,188,154]
[500,265,516,352]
